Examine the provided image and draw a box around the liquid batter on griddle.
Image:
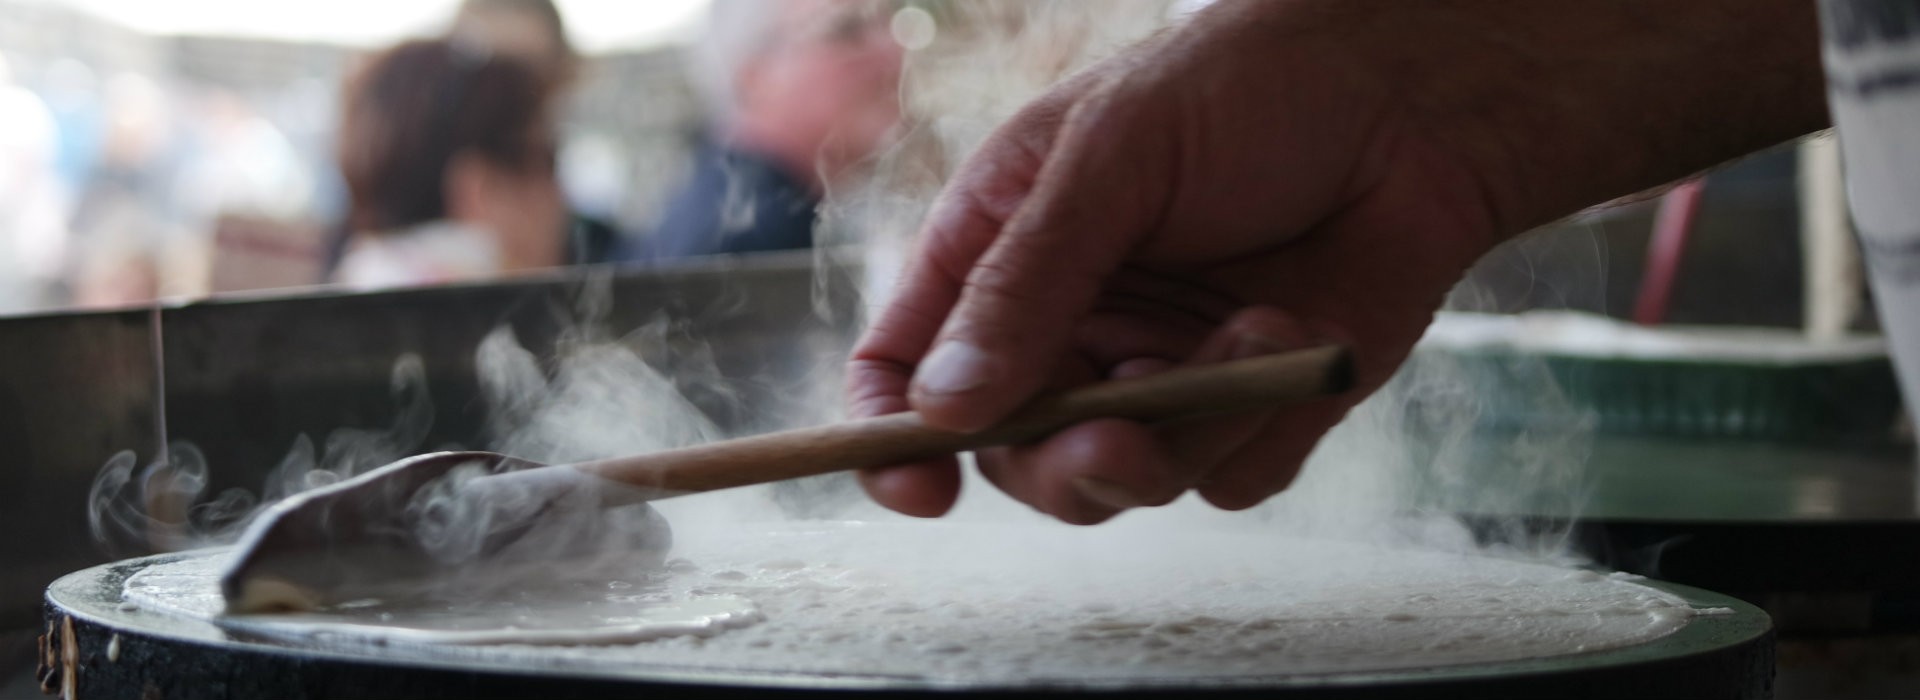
[124,554,762,645]
[123,518,1720,681]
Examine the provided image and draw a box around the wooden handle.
[573,345,1351,495]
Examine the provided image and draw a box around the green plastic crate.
[1416,313,1903,443]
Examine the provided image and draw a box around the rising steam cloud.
[810,0,1599,557]
[89,355,437,556]
[88,0,1600,577]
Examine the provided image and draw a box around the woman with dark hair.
[332,39,566,288]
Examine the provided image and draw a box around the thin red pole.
[1633,178,1708,326]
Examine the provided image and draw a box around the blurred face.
[470,125,565,271]
[738,0,904,169]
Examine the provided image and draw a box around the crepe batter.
[122,517,1724,681]
[124,553,762,646]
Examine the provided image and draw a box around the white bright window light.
[55,0,710,52]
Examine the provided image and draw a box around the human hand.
[846,0,1825,523]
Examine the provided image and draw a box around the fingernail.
[1072,476,1144,510]
[915,340,992,395]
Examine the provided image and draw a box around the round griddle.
[42,552,1773,699]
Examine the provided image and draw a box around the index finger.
[846,83,1085,517]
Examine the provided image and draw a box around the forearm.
[1226,0,1829,241]
[1457,0,1827,237]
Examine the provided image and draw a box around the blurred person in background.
[176,90,315,233]
[69,234,159,309]
[449,0,623,265]
[332,39,568,288]
[41,59,103,195]
[449,0,580,90]
[0,54,71,313]
[634,0,904,262]
[64,72,184,305]
[317,0,617,278]
[181,90,327,294]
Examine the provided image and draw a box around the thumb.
[909,89,1167,431]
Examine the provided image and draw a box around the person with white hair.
[0,55,69,312]
[635,0,903,261]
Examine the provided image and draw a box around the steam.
[268,354,436,499]
[88,354,437,557]
[1324,344,1593,557]
[478,324,721,463]
[86,0,1602,594]
[819,0,1183,294]
[84,269,819,578]
[814,0,1599,561]
[402,457,670,580]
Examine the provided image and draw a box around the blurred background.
[0,0,717,312]
[0,0,1216,315]
[0,0,1854,334]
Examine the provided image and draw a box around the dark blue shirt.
[631,142,818,261]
